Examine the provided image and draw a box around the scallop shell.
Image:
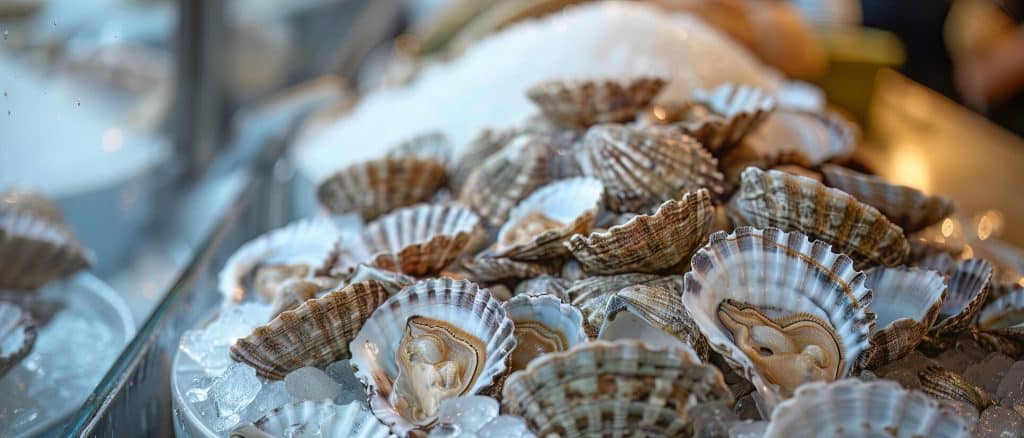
[764,379,971,438]
[450,127,517,193]
[501,340,732,438]
[0,300,36,378]
[931,258,992,335]
[746,108,859,168]
[860,267,946,369]
[316,155,446,221]
[504,293,587,372]
[230,280,389,380]
[728,167,910,268]
[321,204,482,277]
[458,134,560,228]
[493,177,603,261]
[565,189,713,274]
[1,189,65,226]
[976,283,1024,340]
[0,209,93,290]
[662,84,776,155]
[349,278,516,434]
[918,366,996,411]
[599,285,709,361]
[566,273,684,334]
[386,131,452,165]
[574,124,726,212]
[682,227,875,409]
[459,256,558,283]
[821,164,955,233]
[332,264,415,297]
[527,77,666,128]
[514,275,571,303]
[268,277,339,318]
[231,400,390,438]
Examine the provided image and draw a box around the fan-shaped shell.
[565,189,713,274]
[821,164,955,233]
[728,167,910,268]
[977,283,1024,340]
[0,301,36,378]
[527,77,666,128]
[493,177,603,261]
[230,281,388,380]
[386,131,452,165]
[746,108,859,167]
[653,84,776,155]
[682,227,875,409]
[566,273,684,335]
[765,379,970,438]
[599,285,709,361]
[450,127,517,193]
[931,258,992,335]
[501,340,732,438]
[232,400,390,438]
[316,155,446,221]
[1,189,65,226]
[514,275,571,303]
[349,278,516,435]
[574,124,726,212]
[860,267,946,369]
[0,209,93,290]
[459,256,558,283]
[504,293,587,372]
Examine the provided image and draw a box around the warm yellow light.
[652,106,668,121]
[977,215,993,241]
[961,244,974,260]
[941,218,955,237]
[886,142,931,192]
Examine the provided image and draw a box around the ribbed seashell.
[0,301,36,378]
[599,285,709,361]
[316,155,446,221]
[321,204,481,277]
[458,134,560,228]
[728,167,910,268]
[514,275,571,303]
[665,84,776,155]
[860,267,946,369]
[231,400,389,438]
[268,277,339,318]
[527,77,666,128]
[821,164,955,233]
[918,366,996,411]
[220,217,341,303]
[230,281,388,380]
[559,258,586,281]
[502,340,732,437]
[349,278,516,435]
[504,293,587,372]
[682,227,875,409]
[764,379,971,438]
[976,283,1024,340]
[0,209,93,290]
[386,131,452,165]
[746,108,859,168]
[450,128,518,193]
[574,124,726,212]
[772,164,823,182]
[565,189,713,274]
[332,264,415,297]
[459,256,558,283]
[931,258,993,335]
[566,273,684,334]
[493,177,603,261]
[1,189,65,226]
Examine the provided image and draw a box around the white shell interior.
[978,286,1024,330]
[865,267,945,331]
[496,177,604,247]
[598,311,698,360]
[505,294,588,348]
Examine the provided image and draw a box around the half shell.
[728,167,910,268]
[386,131,452,165]
[458,134,560,228]
[1,189,65,226]
[449,127,517,193]
[232,400,389,438]
[501,340,732,437]
[230,280,389,380]
[682,227,875,409]
[349,278,516,434]
[931,258,993,335]
[527,77,666,128]
[649,84,775,155]
[566,273,684,334]
[0,300,36,378]
[745,108,859,168]
[503,293,587,372]
[976,282,1023,340]
[459,256,558,283]
[514,275,571,303]
[0,209,93,290]
[565,189,713,274]
[860,267,946,369]
[316,155,446,221]
[493,177,603,261]
[598,285,709,361]
[821,164,955,233]
[764,379,971,438]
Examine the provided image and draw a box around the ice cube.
[727,420,768,438]
[687,400,738,437]
[210,363,262,418]
[429,423,463,438]
[186,375,214,403]
[326,360,367,405]
[212,413,242,433]
[285,366,342,401]
[180,303,272,374]
[437,395,499,433]
[476,415,535,438]
[240,380,292,425]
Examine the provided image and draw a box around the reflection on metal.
[174,0,226,177]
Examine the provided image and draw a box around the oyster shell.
[386,131,452,165]
[349,278,516,434]
[598,285,709,361]
[821,164,955,233]
[565,189,713,274]
[976,283,1024,340]
[918,366,996,411]
[646,84,775,155]
[574,124,726,212]
[503,293,587,372]
[931,258,993,336]
[230,280,388,380]
[565,273,684,334]
[0,209,93,290]
[459,256,558,283]
[231,400,389,438]
[682,227,875,408]
[860,267,946,369]
[745,108,859,168]
[526,77,666,128]
[316,155,446,221]
[458,134,560,228]
[764,379,971,438]
[728,167,910,268]
[0,300,36,378]
[501,340,732,437]
[493,177,603,261]
[267,277,339,318]
[333,263,415,297]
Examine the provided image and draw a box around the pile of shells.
[214,77,1023,437]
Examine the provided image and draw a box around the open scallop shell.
[0,209,93,290]
[650,84,776,155]
[574,124,726,212]
[821,164,955,233]
[977,283,1024,340]
[565,273,684,335]
[504,293,587,372]
[931,258,993,336]
[458,134,560,228]
[386,131,452,165]
[745,108,859,168]
[682,227,875,409]
[0,300,36,378]
[501,340,732,437]
[493,177,603,261]
[565,189,713,274]
[349,278,516,435]
[526,77,666,128]
[230,281,389,380]
[232,400,390,438]
[728,167,910,268]
[599,285,709,361]
[860,267,946,369]
[764,379,971,438]
[514,275,572,303]
[459,256,559,283]
[316,155,446,221]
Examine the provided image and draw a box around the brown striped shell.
[599,285,710,361]
[450,127,517,192]
[527,77,666,128]
[565,273,684,334]
[0,300,36,378]
[316,155,446,221]
[459,256,558,283]
[0,209,93,290]
[745,108,859,168]
[860,267,946,369]
[977,283,1024,340]
[385,131,452,165]
[492,177,603,261]
[644,84,776,155]
[931,258,993,335]
[2,189,65,226]
[565,189,713,274]
[918,366,996,411]
[821,164,955,233]
[458,134,560,228]
[727,167,910,268]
